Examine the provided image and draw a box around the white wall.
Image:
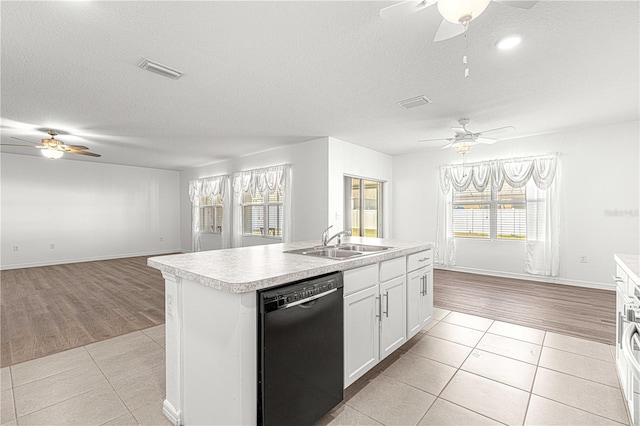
[327,137,394,237]
[392,120,640,288]
[0,153,181,269]
[180,138,329,251]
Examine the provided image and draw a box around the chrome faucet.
[321,225,333,246]
[325,230,352,247]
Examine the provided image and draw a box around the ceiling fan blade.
[68,149,101,157]
[0,143,36,147]
[433,19,467,42]
[476,125,515,136]
[493,0,538,9]
[440,141,455,149]
[379,0,435,21]
[11,136,40,145]
[451,127,467,135]
[59,144,89,151]
[476,137,498,144]
[418,137,454,143]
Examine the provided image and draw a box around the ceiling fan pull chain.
[463,30,470,78]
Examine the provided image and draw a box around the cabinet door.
[380,276,406,360]
[419,267,434,328]
[406,268,423,339]
[344,285,380,387]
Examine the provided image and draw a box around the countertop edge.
[149,241,432,293]
[615,253,640,285]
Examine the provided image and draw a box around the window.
[453,181,526,240]
[345,177,383,238]
[199,194,224,234]
[242,188,283,237]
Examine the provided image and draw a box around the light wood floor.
[434,269,616,345]
[0,258,616,367]
[0,256,165,368]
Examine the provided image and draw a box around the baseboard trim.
[0,249,180,271]
[163,399,182,426]
[435,265,614,291]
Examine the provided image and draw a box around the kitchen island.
[148,237,432,426]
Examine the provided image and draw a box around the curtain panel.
[231,164,292,247]
[188,175,231,252]
[436,154,560,276]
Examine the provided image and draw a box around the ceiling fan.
[2,130,102,159]
[380,0,538,42]
[418,118,514,154]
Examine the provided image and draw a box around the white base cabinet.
[406,248,433,339]
[379,276,407,360]
[407,265,433,339]
[344,285,379,387]
[343,260,407,388]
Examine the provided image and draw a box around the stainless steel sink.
[337,244,391,252]
[284,244,392,260]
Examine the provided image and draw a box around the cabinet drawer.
[344,264,379,296]
[407,250,432,272]
[615,264,629,293]
[380,257,406,282]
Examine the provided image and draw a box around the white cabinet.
[343,259,407,387]
[407,266,433,338]
[615,255,640,426]
[406,249,434,339]
[379,275,406,360]
[344,285,379,387]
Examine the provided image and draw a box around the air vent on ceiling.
[397,95,432,109]
[138,58,184,80]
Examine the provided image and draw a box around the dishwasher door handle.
[283,288,338,309]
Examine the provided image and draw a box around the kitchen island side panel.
[182,278,257,425]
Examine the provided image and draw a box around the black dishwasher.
[257,272,344,426]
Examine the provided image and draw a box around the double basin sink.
[285,243,392,260]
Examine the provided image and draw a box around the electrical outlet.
[50,243,55,250]
[160,237,164,242]
[12,245,19,252]
[579,255,588,263]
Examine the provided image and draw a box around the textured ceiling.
[1,1,638,170]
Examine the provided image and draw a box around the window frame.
[344,176,384,238]
[241,187,284,239]
[453,183,526,241]
[199,194,224,234]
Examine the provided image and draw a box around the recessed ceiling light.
[496,35,522,50]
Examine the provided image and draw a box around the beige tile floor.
[0,310,630,425]
[0,325,169,426]
[320,308,630,426]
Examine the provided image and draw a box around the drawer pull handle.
[613,275,624,283]
[418,257,429,262]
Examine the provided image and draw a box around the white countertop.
[148,237,432,293]
[616,253,640,284]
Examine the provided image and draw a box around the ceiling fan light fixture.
[453,140,474,155]
[41,148,64,159]
[496,34,522,50]
[437,0,491,23]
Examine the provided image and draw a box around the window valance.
[189,175,228,204]
[232,164,290,196]
[439,154,558,194]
